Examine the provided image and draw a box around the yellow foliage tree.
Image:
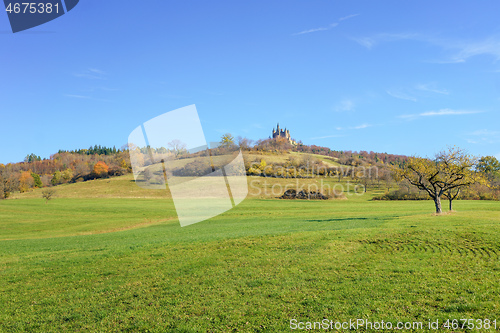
[393,147,486,213]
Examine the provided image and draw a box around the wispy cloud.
[293,13,359,36]
[415,83,449,95]
[386,89,417,102]
[352,32,500,63]
[352,37,376,49]
[336,124,372,130]
[294,27,331,35]
[446,37,500,63]
[64,94,92,99]
[339,14,359,21]
[314,123,370,137]
[73,68,107,80]
[334,99,355,112]
[466,129,500,144]
[352,123,371,129]
[83,86,119,92]
[64,94,110,102]
[420,109,480,116]
[400,108,482,120]
[88,68,106,75]
[352,33,418,49]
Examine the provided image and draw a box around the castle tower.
[272,123,296,145]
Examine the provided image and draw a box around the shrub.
[373,189,429,201]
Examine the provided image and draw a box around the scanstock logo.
[128,105,248,227]
[3,0,79,33]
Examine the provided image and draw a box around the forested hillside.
[2,138,498,201]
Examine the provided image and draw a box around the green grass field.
[1,174,500,332]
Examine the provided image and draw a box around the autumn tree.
[477,155,500,186]
[62,168,73,182]
[51,171,62,186]
[394,147,485,213]
[93,161,109,178]
[220,133,235,147]
[19,171,34,193]
[74,162,90,180]
[0,169,19,198]
[0,174,4,199]
[477,156,500,174]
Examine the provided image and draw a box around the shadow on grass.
[306,216,398,223]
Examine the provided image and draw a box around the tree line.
[0,146,131,198]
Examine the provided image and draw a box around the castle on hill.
[272,123,297,146]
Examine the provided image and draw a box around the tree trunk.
[449,199,452,211]
[434,196,442,214]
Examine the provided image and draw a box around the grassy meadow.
[1,170,500,332]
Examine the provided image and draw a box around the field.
[1,173,500,332]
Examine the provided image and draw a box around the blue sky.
[1,0,500,163]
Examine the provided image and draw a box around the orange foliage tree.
[19,171,34,192]
[93,161,109,177]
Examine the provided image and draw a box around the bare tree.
[168,140,187,158]
[42,189,56,203]
[237,136,254,150]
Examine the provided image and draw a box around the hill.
[1,170,500,330]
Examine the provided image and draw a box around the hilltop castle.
[272,123,297,146]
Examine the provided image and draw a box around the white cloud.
[334,99,355,112]
[326,124,371,134]
[353,33,418,49]
[352,123,371,129]
[400,108,482,120]
[339,14,359,21]
[294,27,330,35]
[73,68,107,80]
[293,13,359,36]
[352,32,500,63]
[386,89,417,102]
[415,83,449,95]
[447,37,500,63]
[467,129,500,144]
[64,94,92,99]
[352,37,376,49]
[88,68,106,75]
[470,129,499,136]
[420,109,480,116]
[64,94,110,102]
